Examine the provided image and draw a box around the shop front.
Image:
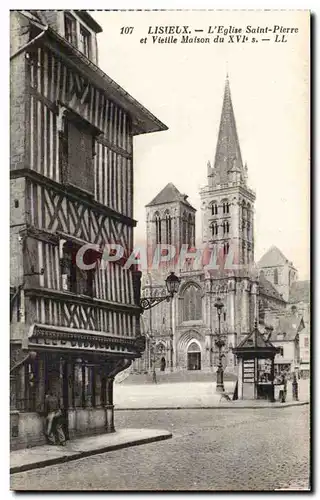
[10,324,144,450]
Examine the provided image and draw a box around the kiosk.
[233,322,281,402]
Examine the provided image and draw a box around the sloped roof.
[271,314,305,342]
[16,12,167,136]
[146,183,195,210]
[259,273,286,302]
[234,325,279,354]
[289,280,310,304]
[258,245,291,269]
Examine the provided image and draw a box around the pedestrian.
[152,367,157,384]
[292,372,299,401]
[283,371,288,402]
[44,391,66,446]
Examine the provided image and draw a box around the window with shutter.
[67,121,94,195]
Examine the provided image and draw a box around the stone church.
[134,77,301,374]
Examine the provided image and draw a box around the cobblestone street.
[11,406,310,491]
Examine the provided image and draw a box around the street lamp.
[214,297,225,393]
[140,272,181,311]
[165,272,181,297]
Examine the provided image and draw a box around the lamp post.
[140,272,181,374]
[214,297,225,393]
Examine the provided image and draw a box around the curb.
[10,432,172,475]
[114,401,310,411]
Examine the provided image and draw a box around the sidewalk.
[10,428,172,475]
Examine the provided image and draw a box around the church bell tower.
[201,76,256,268]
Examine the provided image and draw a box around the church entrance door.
[187,342,201,370]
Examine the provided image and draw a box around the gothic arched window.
[274,268,278,285]
[154,212,161,244]
[211,201,218,216]
[183,284,202,321]
[211,222,218,238]
[242,242,246,264]
[188,213,195,246]
[222,199,229,214]
[164,210,172,245]
[242,200,247,220]
[182,211,187,245]
[223,220,230,235]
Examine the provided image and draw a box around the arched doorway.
[187,341,201,370]
[160,357,166,372]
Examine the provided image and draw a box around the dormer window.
[64,12,93,60]
[65,13,77,46]
[80,26,91,58]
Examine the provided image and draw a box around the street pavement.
[113,379,310,409]
[11,406,310,491]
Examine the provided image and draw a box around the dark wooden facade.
[10,10,166,448]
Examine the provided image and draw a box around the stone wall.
[10,408,111,450]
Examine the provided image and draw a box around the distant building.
[269,310,305,375]
[289,281,310,377]
[258,248,310,377]
[258,245,298,302]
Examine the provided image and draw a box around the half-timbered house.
[10,10,167,449]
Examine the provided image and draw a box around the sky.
[92,10,310,280]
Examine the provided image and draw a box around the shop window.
[19,360,38,412]
[73,363,84,408]
[85,365,95,407]
[95,370,102,407]
[73,362,96,408]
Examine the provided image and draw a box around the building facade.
[258,247,310,377]
[10,10,166,449]
[289,281,310,377]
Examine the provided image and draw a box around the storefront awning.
[26,324,145,358]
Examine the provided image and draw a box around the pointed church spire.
[213,76,244,184]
